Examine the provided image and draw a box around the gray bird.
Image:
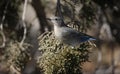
[47,16,96,47]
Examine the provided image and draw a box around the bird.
[47,16,96,47]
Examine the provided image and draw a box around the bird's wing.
[61,27,96,40]
[61,27,82,38]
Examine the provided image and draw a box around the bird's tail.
[89,37,96,41]
[88,37,96,47]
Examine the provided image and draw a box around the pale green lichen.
[37,32,91,74]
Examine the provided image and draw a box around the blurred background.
[0,0,120,74]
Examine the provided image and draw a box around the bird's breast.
[54,26,62,38]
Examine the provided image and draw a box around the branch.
[55,0,66,26]
[55,0,63,18]
[22,0,28,21]
[0,1,10,48]
[19,0,28,48]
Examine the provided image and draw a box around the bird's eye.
[55,18,58,20]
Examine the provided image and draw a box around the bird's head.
[47,16,66,27]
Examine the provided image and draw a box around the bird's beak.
[46,18,52,21]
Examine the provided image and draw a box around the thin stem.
[111,44,115,74]
[0,24,6,48]
[0,1,10,48]
[22,0,27,20]
[56,0,63,18]
[20,22,27,47]
[20,0,28,47]
[55,0,66,26]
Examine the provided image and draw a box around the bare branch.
[0,1,10,48]
[55,0,63,18]
[22,0,28,21]
[20,0,28,48]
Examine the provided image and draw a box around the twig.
[19,0,28,48]
[88,41,96,47]
[55,0,66,26]
[55,0,63,18]
[105,44,115,74]
[10,65,21,74]
[111,44,115,74]
[0,1,10,48]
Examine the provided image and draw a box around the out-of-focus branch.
[0,24,6,48]
[55,0,66,26]
[19,0,28,48]
[55,0,63,18]
[22,0,28,21]
[31,0,51,33]
[0,1,10,48]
